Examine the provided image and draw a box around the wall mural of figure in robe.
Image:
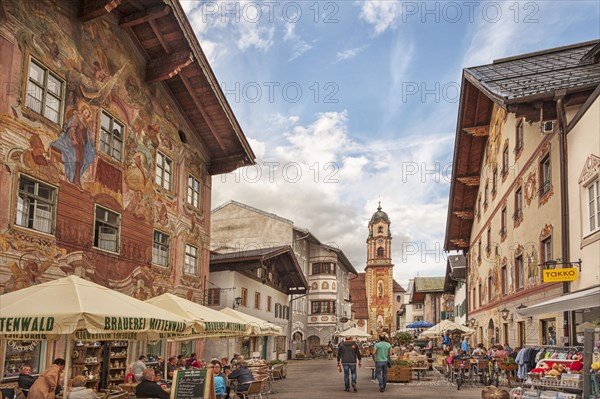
[51,101,96,187]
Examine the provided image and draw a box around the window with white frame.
[100,110,124,161]
[588,179,600,234]
[155,151,173,190]
[152,230,170,267]
[94,206,120,253]
[183,244,198,275]
[26,58,64,124]
[15,175,57,234]
[414,303,423,310]
[187,175,201,208]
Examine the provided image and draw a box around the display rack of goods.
[523,346,584,398]
[107,341,128,384]
[71,341,103,390]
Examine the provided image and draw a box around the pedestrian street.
[270,359,482,399]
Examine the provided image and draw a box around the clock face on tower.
[377,239,383,244]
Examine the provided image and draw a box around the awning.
[516,286,600,317]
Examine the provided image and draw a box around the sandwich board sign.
[170,368,215,399]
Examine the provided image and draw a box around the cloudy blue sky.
[182,0,600,287]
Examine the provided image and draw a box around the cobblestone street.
[270,359,483,398]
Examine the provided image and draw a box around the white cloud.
[212,111,454,286]
[336,46,367,62]
[283,23,313,61]
[357,0,401,36]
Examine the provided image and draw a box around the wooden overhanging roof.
[79,0,255,174]
[443,254,466,293]
[210,245,308,295]
[444,40,600,251]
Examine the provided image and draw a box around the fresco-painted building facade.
[0,0,254,380]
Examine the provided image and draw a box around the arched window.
[311,282,318,290]
[377,247,384,257]
[378,226,383,234]
[332,282,336,290]
[322,282,329,290]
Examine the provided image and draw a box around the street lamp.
[469,318,478,328]
[500,307,510,321]
[233,297,242,309]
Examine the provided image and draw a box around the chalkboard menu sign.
[170,368,215,399]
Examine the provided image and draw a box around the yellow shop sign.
[543,268,579,283]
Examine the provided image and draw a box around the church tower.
[365,202,394,335]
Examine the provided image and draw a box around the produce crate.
[387,366,411,383]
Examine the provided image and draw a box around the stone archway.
[307,335,320,352]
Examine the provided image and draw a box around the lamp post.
[500,307,510,321]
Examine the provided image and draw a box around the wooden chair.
[237,379,265,399]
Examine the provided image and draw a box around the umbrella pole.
[162,338,168,379]
[63,336,72,395]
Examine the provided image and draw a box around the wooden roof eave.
[444,72,471,251]
[444,74,493,251]
[166,0,256,169]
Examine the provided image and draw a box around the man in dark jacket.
[18,366,37,397]
[337,336,362,392]
[135,368,169,399]
[228,360,255,394]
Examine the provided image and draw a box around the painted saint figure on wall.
[51,102,96,186]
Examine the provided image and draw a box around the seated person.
[67,376,98,399]
[212,362,229,399]
[153,369,171,389]
[135,368,169,399]
[227,360,254,395]
[18,366,37,397]
[472,344,486,357]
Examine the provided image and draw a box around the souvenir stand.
[514,344,585,399]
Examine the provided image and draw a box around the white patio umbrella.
[335,327,372,339]
[419,319,474,338]
[0,275,194,393]
[145,294,248,337]
[220,307,283,336]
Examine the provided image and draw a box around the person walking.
[372,335,392,393]
[327,341,334,360]
[28,358,65,399]
[337,336,362,392]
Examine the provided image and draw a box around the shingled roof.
[445,39,600,251]
[465,40,600,104]
[349,273,368,319]
[393,279,405,293]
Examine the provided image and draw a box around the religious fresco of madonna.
[0,0,237,303]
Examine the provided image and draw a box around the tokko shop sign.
[542,268,579,283]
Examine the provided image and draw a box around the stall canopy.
[516,286,600,317]
[335,327,371,339]
[145,293,248,337]
[419,319,474,338]
[0,275,194,392]
[220,307,283,336]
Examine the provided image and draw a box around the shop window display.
[2,341,42,380]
